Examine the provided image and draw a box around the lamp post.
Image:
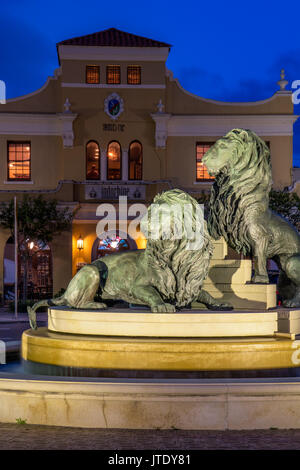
[14,197,18,319]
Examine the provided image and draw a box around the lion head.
[140,189,213,307]
[203,128,272,254]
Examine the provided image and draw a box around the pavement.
[0,424,300,450]
[0,308,47,359]
[0,307,300,450]
[0,308,47,323]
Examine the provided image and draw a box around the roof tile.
[57,28,171,48]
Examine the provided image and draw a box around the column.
[100,148,107,182]
[122,148,128,182]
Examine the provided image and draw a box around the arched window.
[129,141,143,180]
[86,141,100,180]
[91,231,138,262]
[107,141,122,180]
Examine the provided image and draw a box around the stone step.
[200,282,277,310]
[207,259,252,285]
[211,237,228,260]
[47,307,278,338]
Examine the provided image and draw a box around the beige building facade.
[0,28,297,299]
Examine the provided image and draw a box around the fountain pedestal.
[21,306,300,378]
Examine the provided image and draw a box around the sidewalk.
[0,307,47,323]
[0,424,300,450]
[0,308,47,359]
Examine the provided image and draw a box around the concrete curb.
[1,375,300,429]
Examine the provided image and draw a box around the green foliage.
[0,195,76,301]
[0,194,74,243]
[269,190,300,231]
[15,418,27,425]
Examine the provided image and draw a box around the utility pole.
[14,196,18,319]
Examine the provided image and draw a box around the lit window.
[86,141,100,180]
[196,143,215,181]
[86,66,100,84]
[107,65,121,84]
[129,141,142,180]
[127,66,141,85]
[8,142,31,180]
[107,141,122,180]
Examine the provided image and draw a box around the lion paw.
[207,302,233,311]
[282,299,300,308]
[151,303,176,313]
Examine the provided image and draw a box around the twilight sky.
[1,0,300,166]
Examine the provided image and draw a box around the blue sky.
[1,0,300,165]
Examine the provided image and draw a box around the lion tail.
[27,295,67,330]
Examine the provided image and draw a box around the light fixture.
[77,235,84,250]
[29,241,34,250]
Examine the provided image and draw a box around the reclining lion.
[28,189,232,329]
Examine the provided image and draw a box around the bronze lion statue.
[28,189,231,329]
[202,128,300,307]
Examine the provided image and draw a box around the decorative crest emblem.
[104,93,124,120]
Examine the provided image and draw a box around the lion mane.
[141,189,213,308]
[207,128,272,255]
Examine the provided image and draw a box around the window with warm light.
[86,141,100,180]
[127,66,141,85]
[107,141,122,180]
[7,142,31,180]
[129,141,143,180]
[106,65,121,84]
[86,65,100,84]
[196,143,215,181]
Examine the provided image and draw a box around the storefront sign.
[85,184,146,200]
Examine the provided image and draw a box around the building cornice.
[0,112,77,147]
[167,114,299,137]
[58,45,169,62]
[61,83,166,89]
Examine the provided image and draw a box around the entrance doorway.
[3,237,53,302]
[91,231,137,261]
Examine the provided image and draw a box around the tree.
[269,190,300,231]
[0,195,75,301]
